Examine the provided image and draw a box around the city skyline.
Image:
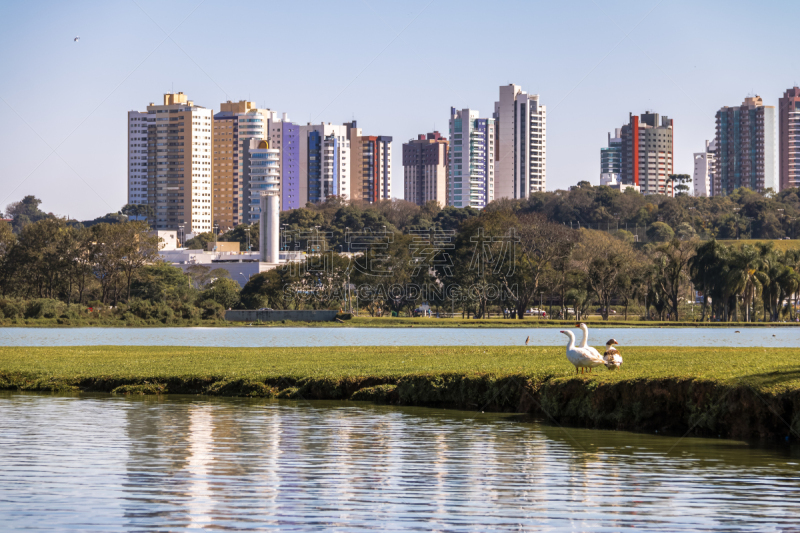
[2,0,800,220]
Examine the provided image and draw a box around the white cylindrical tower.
[259,192,280,263]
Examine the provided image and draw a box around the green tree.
[129,263,194,304]
[652,238,696,320]
[647,222,675,242]
[500,213,576,320]
[5,195,53,233]
[185,232,214,250]
[240,265,301,309]
[726,245,768,322]
[688,239,727,321]
[198,278,241,309]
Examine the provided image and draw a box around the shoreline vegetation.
[2,345,798,443]
[6,190,800,331]
[3,316,800,328]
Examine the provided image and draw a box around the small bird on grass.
[603,339,623,370]
[525,336,530,345]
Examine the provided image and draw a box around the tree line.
[0,216,241,324]
[239,206,800,323]
[5,186,800,323]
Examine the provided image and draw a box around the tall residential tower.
[600,129,622,186]
[449,108,495,208]
[403,132,448,207]
[714,96,776,195]
[619,112,674,195]
[212,100,274,231]
[493,84,546,199]
[779,87,800,191]
[127,92,213,234]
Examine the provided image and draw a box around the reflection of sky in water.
[2,326,800,347]
[0,394,798,531]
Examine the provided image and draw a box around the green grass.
[2,345,799,440]
[1,345,798,393]
[718,239,800,252]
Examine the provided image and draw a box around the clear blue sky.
[1,0,798,220]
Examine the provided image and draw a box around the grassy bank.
[1,345,799,442]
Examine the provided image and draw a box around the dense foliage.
[6,185,800,323]
[0,217,239,324]
[235,194,800,322]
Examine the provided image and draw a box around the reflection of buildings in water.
[433,428,449,520]
[325,408,357,509]
[187,404,213,528]
[504,425,550,515]
[122,397,195,530]
[261,405,283,518]
[260,403,315,526]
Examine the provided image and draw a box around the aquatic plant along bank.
[1,345,798,442]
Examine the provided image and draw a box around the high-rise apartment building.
[298,123,352,204]
[357,135,392,203]
[344,121,393,204]
[600,129,622,186]
[714,96,776,196]
[779,87,800,191]
[403,132,448,207]
[449,108,495,208]
[693,140,716,197]
[212,101,275,231]
[266,117,301,212]
[344,121,364,201]
[127,92,213,234]
[493,84,546,199]
[127,111,149,206]
[619,112,674,195]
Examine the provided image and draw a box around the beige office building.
[127,92,213,235]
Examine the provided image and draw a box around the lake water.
[1,393,798,531]
[1,326,799,347]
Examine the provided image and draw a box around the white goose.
[560,330,606,375]
[575,322,605,361]
[575,322,590,348]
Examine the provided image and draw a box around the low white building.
[693,139,716,197]
[150,230,178,251]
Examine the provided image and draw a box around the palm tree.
[726,245,768,322]
[759,249,800,322]
[688,239,727,321]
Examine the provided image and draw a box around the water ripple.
[0,394,799,531]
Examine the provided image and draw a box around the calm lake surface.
[1,393,798,532]
[2,326,800,347]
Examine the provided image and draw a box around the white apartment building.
[693,139,716,197]
[127,92,213,234]
[127,111,149,206]
[449,108,495,209]
[494,84,547,199]
[298,123,351,204]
